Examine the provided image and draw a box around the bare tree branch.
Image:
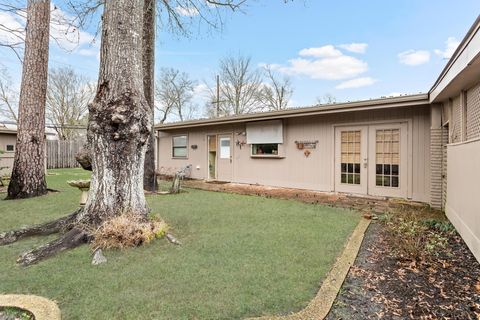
[0,68,18,122]
[260,65,293,111]
[46,67,93,140]
[155,67,196,123]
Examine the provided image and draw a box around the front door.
[334,127,368,194]
[367,123,408,198]
[217,134,233,182]
[335,123,408,198]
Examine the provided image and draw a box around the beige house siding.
[446,138,480,262]
[466,82,480,140]
[451,95,464,143]
[430,128,443,209]
[0,133,16,176]
[157,105,431,203]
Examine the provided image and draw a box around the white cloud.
[398,50,430,66]
[175,6,200,17]
[0,11,25,46]
[299,45,342,58]
[0,5,97,56]
[272,44,369,80]
[434,37,460,59]
[339,43,368,54]
[50,6,95,51]
[335,77,377,89]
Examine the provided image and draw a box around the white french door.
[335,123,408,198]
[367,123,408,198]
[334,126,368,194]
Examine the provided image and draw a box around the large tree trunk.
[142,0,156,192]
[77,0,151,225]
[7,0,50,199]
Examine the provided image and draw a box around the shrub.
[91,212,169,250]
[383,213,452,262]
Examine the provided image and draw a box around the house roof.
[429,15,480,102]
[155,93,429,130]
[0,123,59,136]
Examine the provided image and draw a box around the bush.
[383,213,452,262]
[91,212,169,250]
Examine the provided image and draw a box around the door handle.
[363,158,368,168]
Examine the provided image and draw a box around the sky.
[1,0,480,120]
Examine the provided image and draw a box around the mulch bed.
[326,222,480,320]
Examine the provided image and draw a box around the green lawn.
[0,169,361,320]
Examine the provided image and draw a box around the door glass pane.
[375,129,400,188]
[219,138,230,159]
[340,130,361,185]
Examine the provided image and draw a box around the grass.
[0,169,361,320]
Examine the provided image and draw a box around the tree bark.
[7,0,50,199]
[77,0,151,226]
[143,0,156,192]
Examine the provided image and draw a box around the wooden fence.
[46,140,85,169]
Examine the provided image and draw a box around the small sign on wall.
[295,140,318,149]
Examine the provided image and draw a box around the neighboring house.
[155,16,478,261]
[0,126,17,176]
[0,123,59,176]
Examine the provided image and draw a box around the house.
[0,123,59,176]
[155,16,480,261]
[0,125,17,176]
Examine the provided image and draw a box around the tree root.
[0,209,81,246]
[1,208,179,266]
[17,228,89,266]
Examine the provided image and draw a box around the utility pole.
[216,74,220,117]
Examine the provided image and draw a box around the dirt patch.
[183,180,430,215]
[326,222,480,319]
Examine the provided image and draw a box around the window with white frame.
[247,120,283,157]
[172,135,187,158]
[251,144,278,155]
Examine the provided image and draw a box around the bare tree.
[260,65,293,111]
[0,68,18,122]
[317,93,337,105]
[155,68,196,123]
[208,54,265,116]
[46,67,93,140]
[7,0,50,200]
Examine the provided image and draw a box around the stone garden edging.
[248,217,371,320]
[0,294,61,320]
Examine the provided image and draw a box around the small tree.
[207,54,265,116]
[155,68,197,123]
[260,65,293,111]
[0,68,18,123]
[46,67,93,140]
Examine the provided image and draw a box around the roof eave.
[155,94,429,131]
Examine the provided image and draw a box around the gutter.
[156,94,429,131]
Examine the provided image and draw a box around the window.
[252,144,278,156]
[340,131,361,185]
[172,135,187,158]
[6,144,14,152]
[219,137,230,159]
[375,129,400,188]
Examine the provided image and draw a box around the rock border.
[248,218,371,320]
[0,295,61,320]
